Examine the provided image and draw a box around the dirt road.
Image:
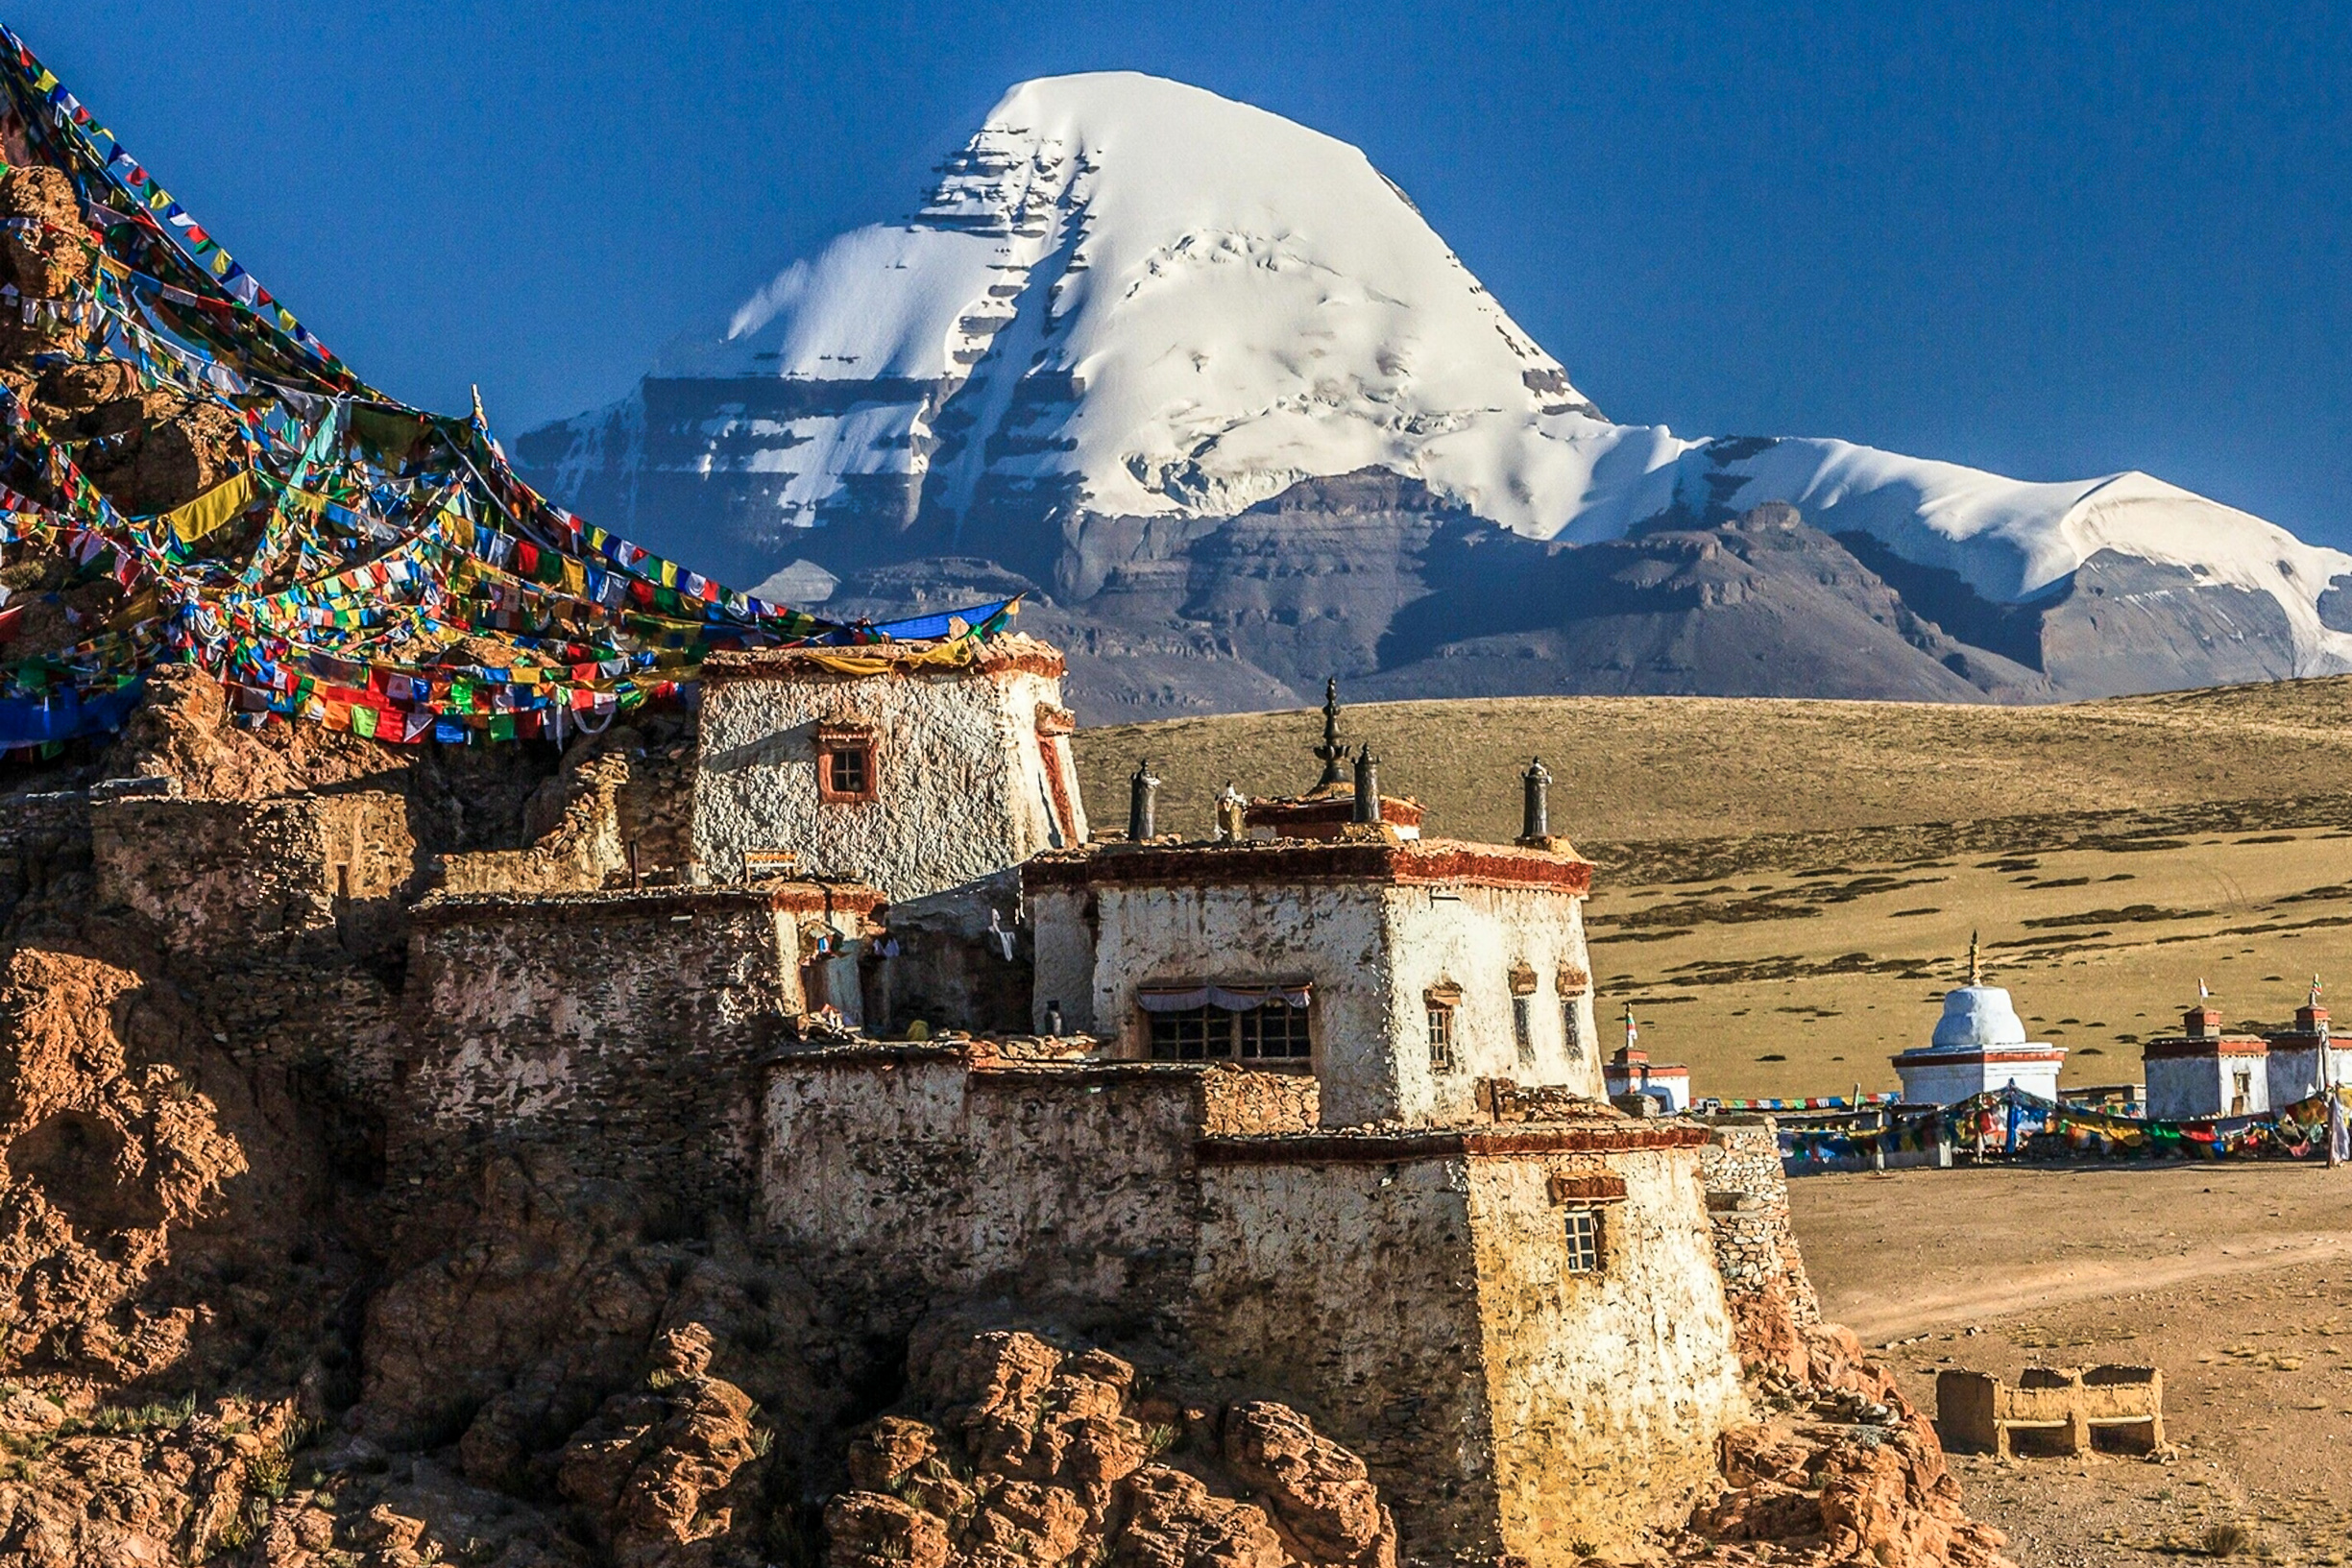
[1793,1164,2352,1566]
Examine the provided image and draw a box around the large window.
[1562,1000,1583,1061]
[1141,983,1312,1062]
[1513,996,1536,1067]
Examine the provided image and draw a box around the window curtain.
[1138,983,1312,1012]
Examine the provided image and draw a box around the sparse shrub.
[249,1443,292,1501]
[1143,1422,1178,1458]
[647,1368,680,1390]
[2202,1521,2254,1558]
[751,1424,775,1458]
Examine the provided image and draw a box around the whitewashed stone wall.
[1057,870,1599,1125]
[1189,1129,1745,1565]
[1463,1146,1749,1558]
[2146,1048,2269,1120]
[1382,880,1603,1121]
[694,644,1083,901]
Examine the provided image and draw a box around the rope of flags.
[1778,1083,2352,1167]
[0,19,1017,757]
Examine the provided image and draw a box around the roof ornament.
[1128,758,1160,842]
[1352,745,1381,825]
[1520,757,1551,843]
[1967,930,1982,988]
[1216,781,1248,843]
[1313,676,1347,789]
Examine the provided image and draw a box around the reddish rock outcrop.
[1674,1328,2012,1568]
[554,1322,768,1568]
[0,947,246,1379]
[827,1328,1398,1568]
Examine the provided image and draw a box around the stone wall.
[762,1049,1235,1324]
[91,788,418,959]
[1187,1150,1501,1558]
[1381,878,1603,1120]
[438,755,628,896]
[0,789,89,928]
[1191,1126,1747,1567]
[1463,1146,1747,1557]
[400,883,876,1212]
[1699,1119,1817,1316]
[694,640,1083,902]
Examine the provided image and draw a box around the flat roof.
[1023,835,1594,894]
[413,880,885,928]
[700,634,1064,685]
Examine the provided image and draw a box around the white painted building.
[1026,834,1603,1127]
[692,635,1085,902]
[2145,1004,2270,1121]
[1604,1041,1691,1113]
[1891,982,2064,1106]
[2265,1000,2346,1107]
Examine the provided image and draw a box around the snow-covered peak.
[660,71,1594,526]
[544,71,2352,681]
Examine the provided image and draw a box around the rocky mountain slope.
[518,72,2352,721]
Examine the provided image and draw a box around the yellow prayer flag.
[162,470,256,545]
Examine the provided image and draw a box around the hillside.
[1071,676,2352,847]
[1073,678,2352,1099]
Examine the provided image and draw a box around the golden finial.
[1967,930,1982,988]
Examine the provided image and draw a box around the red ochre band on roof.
[2142,1036,2270,1060]
[1195,1122,1707,1165]
[1024,839,1595,894]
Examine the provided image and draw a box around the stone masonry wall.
[0,789,89,928]
[1700,1118,1821,1325]
[695,657,1078,901]
[763,1051,1300,1326]
[1464,1146,1749,1561]
[1188,1153,1504,1561]
[399,888,845,1216]
[91,790,418,958]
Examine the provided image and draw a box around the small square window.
[816,729,879,803]
[1563,1208,1601,1273]
[1427,1005,1456,1074]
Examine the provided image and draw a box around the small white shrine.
[1890,938,2065,1106]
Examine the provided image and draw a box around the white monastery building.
[691,635,1085,901]
[2263,986,2345,1106]
[2144,1001,2271,1121]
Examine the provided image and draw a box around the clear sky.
[22,1,2351,543]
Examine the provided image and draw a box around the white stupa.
[1890,936,2065,1105]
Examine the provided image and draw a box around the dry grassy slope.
[1072,677,2352,847]
[1072,678,2352,1100]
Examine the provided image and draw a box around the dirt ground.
[1793,1163,2352,1565]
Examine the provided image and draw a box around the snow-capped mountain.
[519,71,2352,717]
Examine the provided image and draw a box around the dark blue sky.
[25,1,2352,543]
